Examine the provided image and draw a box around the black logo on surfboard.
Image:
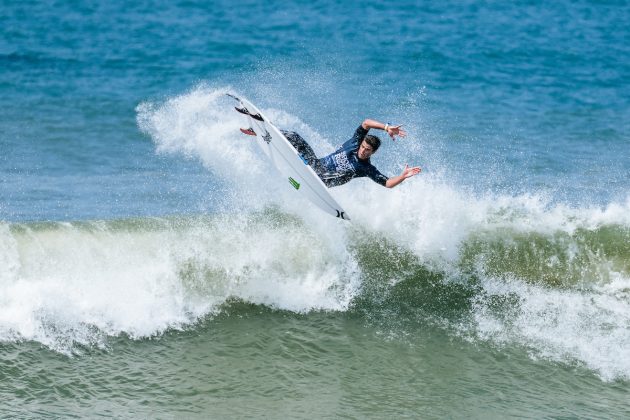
[262,131,272,144]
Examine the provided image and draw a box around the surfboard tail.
[229,95,264,121]
[235,106,263,121]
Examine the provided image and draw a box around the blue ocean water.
[1,1,630,417]
[2,0,628,222]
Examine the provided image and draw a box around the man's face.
[358,140,375,160]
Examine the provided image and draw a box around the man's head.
[358,135,381,160]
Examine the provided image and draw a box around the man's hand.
[362,119,407,140]
[401,163,421,178]
[385,164,422,188]
[385,124,407,140]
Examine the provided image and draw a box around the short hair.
[362,134,381,152]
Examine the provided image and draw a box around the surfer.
[282,119,421,188]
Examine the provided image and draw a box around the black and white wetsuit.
[282,125,388,188]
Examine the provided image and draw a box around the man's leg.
[281,131,319,165]
[281,131,332,182]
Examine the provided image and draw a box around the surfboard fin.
[234,106,264,122]
[240,127,256,136]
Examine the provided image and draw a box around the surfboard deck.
[227,93,350,221]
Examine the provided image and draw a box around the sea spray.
[133,86,630,381]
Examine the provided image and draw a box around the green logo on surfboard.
[288,177,300,190]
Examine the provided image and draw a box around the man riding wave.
[282,119,421,188]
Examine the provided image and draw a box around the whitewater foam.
[6,85,627,382]
[471,275,630,381]
[0,216,359,354]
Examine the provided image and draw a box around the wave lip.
[0,215,358,354]
[1,199,629,381]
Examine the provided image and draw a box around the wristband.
[384,123,389,132]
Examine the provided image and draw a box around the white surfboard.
[227,93,350,221]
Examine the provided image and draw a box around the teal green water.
[3,306,628,418]
[2,0,630,417]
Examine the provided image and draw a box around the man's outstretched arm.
[362,119,407,140]
[361,119,420,187]
[385,164,422,188]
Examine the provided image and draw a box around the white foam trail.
[137,86,264,175]
[136,84,630,243]
[136,85,359,245]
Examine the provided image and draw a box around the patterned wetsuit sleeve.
[351,125,369,147]
[366,165,389,186]
[334,125,369,152]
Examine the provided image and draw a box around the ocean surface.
[2,0,629,418]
